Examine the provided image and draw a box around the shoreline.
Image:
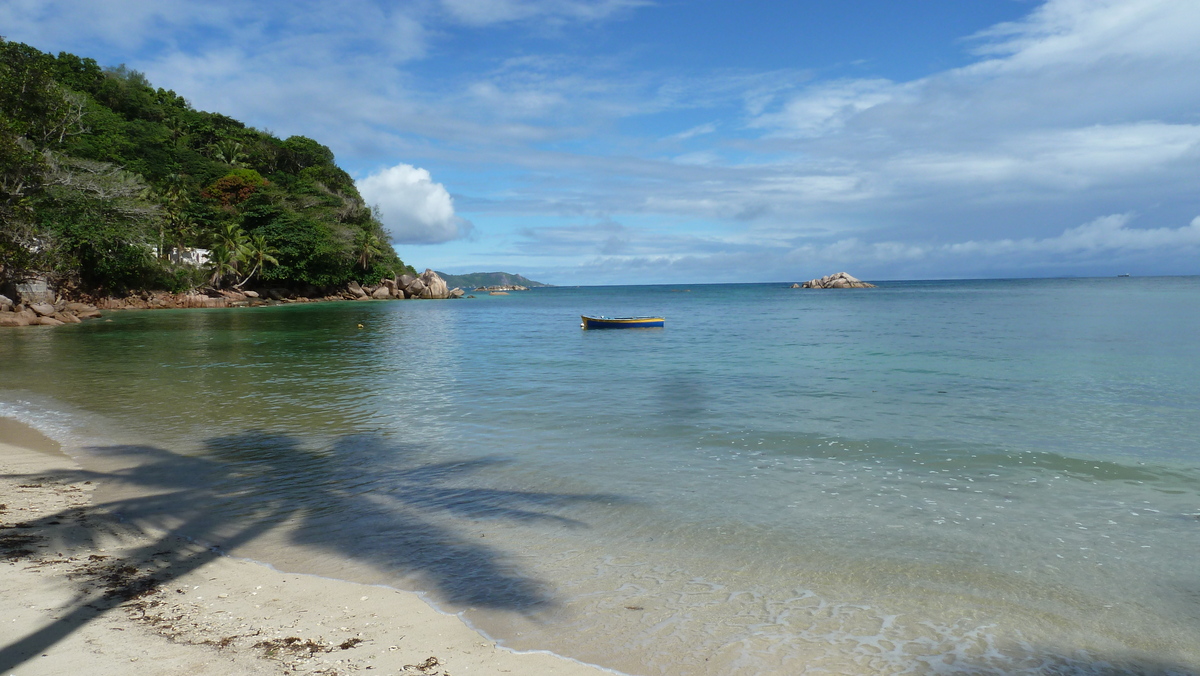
[0,418,611,676]
[1,267,469,328]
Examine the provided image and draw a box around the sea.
[2,277,1198,675]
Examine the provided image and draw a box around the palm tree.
[206,244,236,288]
[236,233,280,288]
[165,117,188,149]
[215,223,251,273]
[212,140,246,167]
[159,174,191,258]
[171,214,197,257]
[163,173,190,208]
[354,229,383,271]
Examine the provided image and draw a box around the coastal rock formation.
[1,270,463,329]
[799,272,876,289]
[65,303,102,318]
[418,269,449,299]
[404,277,426,297]
[13,277,55,304]
[0,298,103,327]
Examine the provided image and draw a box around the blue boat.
[581,315,664,329]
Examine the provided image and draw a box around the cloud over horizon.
[358,164,474,245]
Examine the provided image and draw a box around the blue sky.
[5,0,1200,283]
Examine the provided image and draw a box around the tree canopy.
[0,38,412,296]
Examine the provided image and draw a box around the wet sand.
[0,419,610,676]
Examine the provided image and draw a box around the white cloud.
[670,151,721,166]
[358,164,473,244]
[968,0,1200,69]
[749,78,903,138]
[465,81,568,119]
[944,213,1200,256]
[0,0,228,52]
[507,213,1200,284]
[885,123,1200,191]
[666,123,717,141]
[439,0,647,26]
[778,214,1200,265]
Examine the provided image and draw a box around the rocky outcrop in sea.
[793,272,876,289]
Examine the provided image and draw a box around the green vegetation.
[0,39,414,297]
[435,271,550,289]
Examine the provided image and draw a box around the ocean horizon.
[3,276,1199,674]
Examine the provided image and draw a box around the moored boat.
[581,315,664,329]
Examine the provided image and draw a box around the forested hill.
[435,271,550,289]
[0,39,413,297]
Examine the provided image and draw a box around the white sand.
[0,422,610,676]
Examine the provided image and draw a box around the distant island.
[435,271,550,289]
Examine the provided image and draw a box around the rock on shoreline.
[0,270,466,329]
[793,272,876,289]
[0,294,102,327]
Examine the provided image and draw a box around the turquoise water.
[2,278,1199,674]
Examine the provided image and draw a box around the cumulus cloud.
[358,164,473,244]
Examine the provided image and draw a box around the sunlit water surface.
[2,278,1199,675]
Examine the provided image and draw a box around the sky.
[4,0,1200,284]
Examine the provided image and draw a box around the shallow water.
[2,278,1199,674]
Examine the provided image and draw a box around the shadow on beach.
[6,431,1197,675]
[0,430,621,672]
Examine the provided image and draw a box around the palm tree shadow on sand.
[0,429,623,671]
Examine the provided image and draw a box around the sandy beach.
[0,419,609,676]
